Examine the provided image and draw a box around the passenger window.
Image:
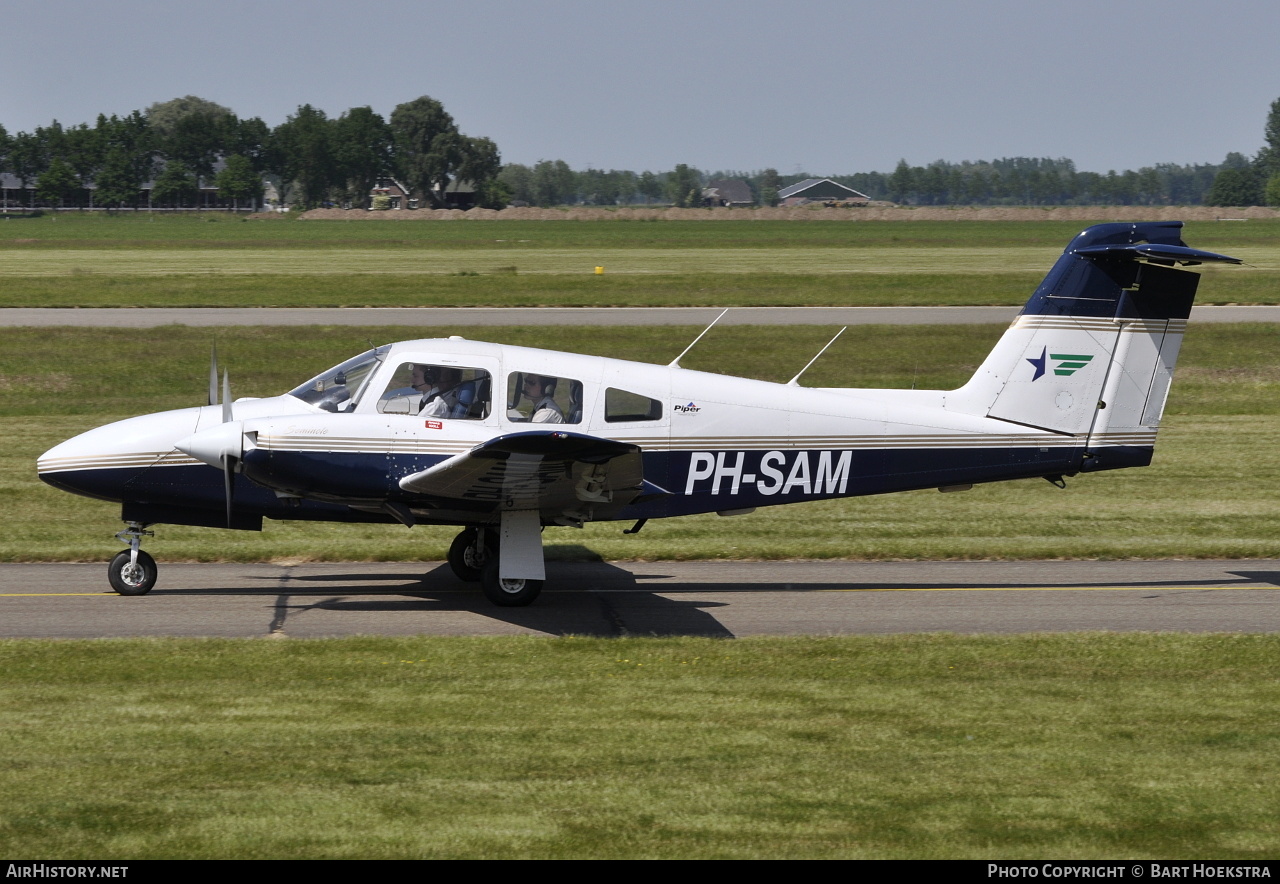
[605,388,662,422]
[506,372,582,424]
[377,363,491,419]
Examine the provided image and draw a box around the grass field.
[3,213,1278,249]
[7,323,1280,563]
[0,214,1274,306]
[2,634,1277,859]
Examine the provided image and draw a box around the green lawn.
[2,634,1277,859]
[2,213,1276,250]
[0,215,1272,305]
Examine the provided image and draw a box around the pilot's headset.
[533,374,556,399]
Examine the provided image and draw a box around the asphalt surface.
[4,559,1279,638]
[4,305,1280,327]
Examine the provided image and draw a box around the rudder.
[948,222,1239,466]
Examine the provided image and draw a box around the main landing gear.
[108,522,157,596]
[447,526,543,608]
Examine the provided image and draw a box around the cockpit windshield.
[288,346,389,413]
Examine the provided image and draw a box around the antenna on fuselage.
[787,327,847,387]
[669,309,729,368]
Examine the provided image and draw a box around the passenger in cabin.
[420,367,464,418]
[523,374,565,423]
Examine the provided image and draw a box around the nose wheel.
[109,522,157,595]
[108,549,157,595]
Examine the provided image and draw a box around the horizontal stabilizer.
[1073,243,1241,266]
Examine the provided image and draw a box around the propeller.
[179,347,241,527]
[208,345,219,407]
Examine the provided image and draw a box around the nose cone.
[38,408,204,501]
[175,421,248,469]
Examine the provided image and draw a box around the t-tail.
[948,222,1240,471]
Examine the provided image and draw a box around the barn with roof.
[777,178,870,206]
[702,179,755,207]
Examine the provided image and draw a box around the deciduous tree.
[1206,167,1261,206]
[151,161,199,208]
[270,104,336,208]
[93,147,142,210]
[214,154,263,209]
[332,106,393,207]
[665,164,701,207]
[35,156,79,207]
[390,96,459,208]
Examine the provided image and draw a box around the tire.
[108,550,157,596]
[447,528,487,582]
[480,557,543,607]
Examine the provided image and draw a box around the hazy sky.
[5,0,1277,175]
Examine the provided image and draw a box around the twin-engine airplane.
[38,222,1239,606]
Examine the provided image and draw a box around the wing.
[398,430,661,521]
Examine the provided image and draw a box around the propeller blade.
[222,453,235,528]
[208,345,219,407]
[222,370,232,424]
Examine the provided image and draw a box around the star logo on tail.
[1027,346,1047,381]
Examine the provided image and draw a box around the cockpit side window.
[378,362,491,419]
[505,372,582,424]
[288,347,388,413]
[605,388,662,422]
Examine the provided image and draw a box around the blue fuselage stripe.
[37,442,1125,526]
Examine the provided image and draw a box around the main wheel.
[480,557,543,607]
[447,528,487,582]
[108,550,157,596]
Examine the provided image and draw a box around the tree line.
[502,98,1280,208]
[3,95,1279,210]
[0,95,503,210]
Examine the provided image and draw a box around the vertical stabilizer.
[948,222,1239,468]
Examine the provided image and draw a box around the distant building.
[703,179,755,207]
[777,178,870,206]
[0,173,31,209]
[1,162,264,211]
[439,179,477,209]
[370,177,414,210]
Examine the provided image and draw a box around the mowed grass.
[2,634,1278,859]
[6,324,1280,563]
[0,215,1273,305]
[3,212,1278,249]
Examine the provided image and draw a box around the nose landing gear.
[108,522,157,596]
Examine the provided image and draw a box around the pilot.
[412,365,453,417]
[523,374,564,423]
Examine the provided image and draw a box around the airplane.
[37,221,1240,607]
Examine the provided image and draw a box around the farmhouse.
[703,179,755,207]
[369,177,414,210]
[778,178,870,206]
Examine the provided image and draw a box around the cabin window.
[289,346,388,413]
[377,363,491,418]
[604,388,662,422]
[505,372,582,424]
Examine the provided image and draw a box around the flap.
[398,430,646,515]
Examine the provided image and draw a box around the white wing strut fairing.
[36,222,1240,605]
